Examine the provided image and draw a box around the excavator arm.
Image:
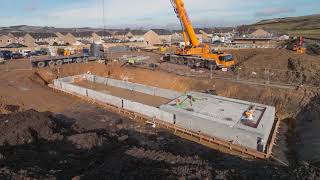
[170,0,200,47]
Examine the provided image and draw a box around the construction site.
[0,0,320,179]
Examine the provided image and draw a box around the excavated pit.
[51,74,277,156]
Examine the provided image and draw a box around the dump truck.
[163,0,235,69]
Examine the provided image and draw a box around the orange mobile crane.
[164,0,235,69]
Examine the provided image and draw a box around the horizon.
[0,0,319,29]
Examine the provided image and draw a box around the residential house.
[92,32,102,42]
[55,32,67,45]
[70,31,105,44]
[212,32,234,44]
[35,41,50,48]
[171,31,184,44]
[1,32,37,48]
[29,32,59,45]
[58,32,77,45]
[150,29,172,44]
[23,33,37,48]
[71,31,94,42]
[95,31,112,40]
[278,35,290,41]
[249,29,273,38]
[129,30,147,42]
[8,32,27,45]
[0,34,13,47]
[143,30,162,46]
[112,31,132,41]
[194,29,209,43]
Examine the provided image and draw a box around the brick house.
[143,30,162,46]
[150,29,172,44]
[29,32,59,45]
[129,30,147,42]
[55,32,77,45]
[95,31,112,40]
[112,31,132,41]
[0,34,13,47]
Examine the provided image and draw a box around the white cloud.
[39,0,259,27]
[5,0,308,28]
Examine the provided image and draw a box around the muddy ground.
[0,49,320,179]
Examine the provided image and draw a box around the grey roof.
[71,31,93,38]
[151,29,172,35]
[5,43,27,48]
[59,32,70,36]
[95,31,112,36]
[10,32,27,37]
[35,42,50,46]
[114,31,130,36]
[78,40,92,44]
[130,30,147,36]
[29,32,58,39]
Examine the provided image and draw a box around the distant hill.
[0,25,112,34]
[248,14,320,38]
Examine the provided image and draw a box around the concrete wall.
[53,74,175,125]
[84,74,181,100]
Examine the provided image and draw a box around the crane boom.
[165,0,235,69]
[170,0,200,46]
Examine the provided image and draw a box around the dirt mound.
[67,133,104,150]
[293,95,320,166]
[288,57,320,86]
[30,71,56,85]
[0,108,319,179]
[306,44,320,56]
[0,110,63,145]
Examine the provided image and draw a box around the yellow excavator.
[293,36,306,54]
[164,0,235,69]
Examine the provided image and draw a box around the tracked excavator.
[164,0,235,69]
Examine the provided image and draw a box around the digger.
[164,0,235,69]
[293,36,306,54]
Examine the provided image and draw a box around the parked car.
[11,53,24,59]
[26,50,43,57]
[0,50,13,60]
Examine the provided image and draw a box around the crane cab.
[216,54,235,68]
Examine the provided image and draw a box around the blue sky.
[0,0,319,28]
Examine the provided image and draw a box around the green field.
[248,14,320,38]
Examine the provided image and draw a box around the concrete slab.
[160,91,275,151]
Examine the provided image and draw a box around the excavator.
[293,36,306,54]
[164,0,235,69]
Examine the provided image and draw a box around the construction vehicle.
[163,0,235,69]
[31,44,103,68]
[293,36,306,54]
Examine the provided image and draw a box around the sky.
[0,0,319,29]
